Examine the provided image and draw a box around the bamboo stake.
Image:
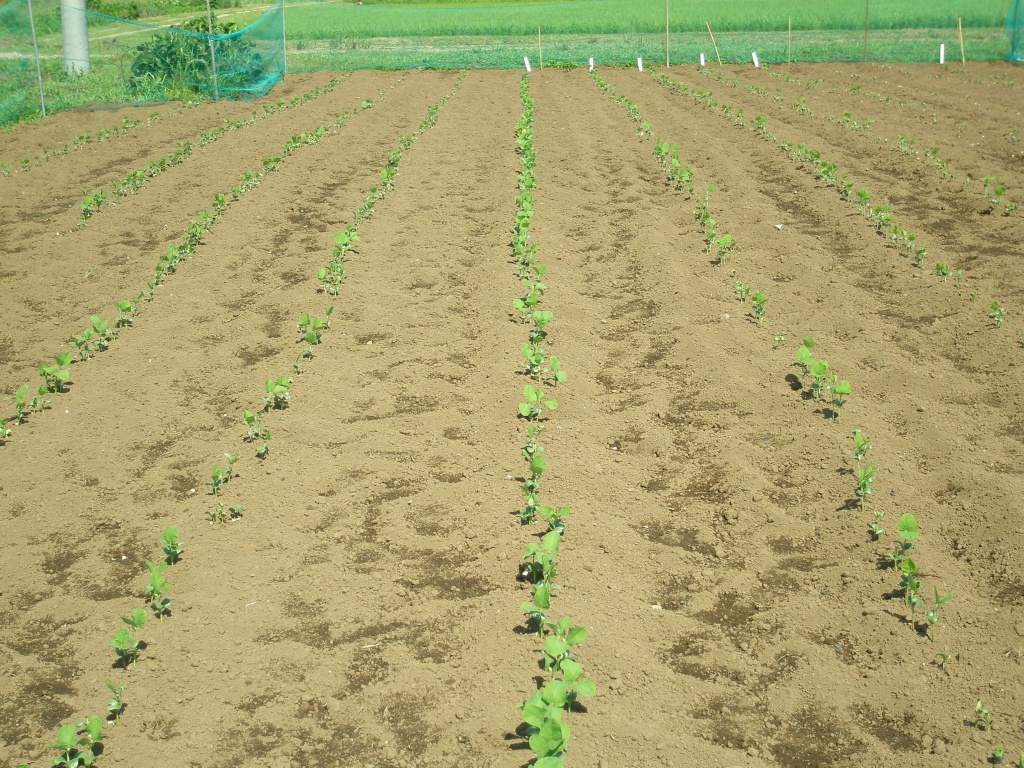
[538,25,542,69]
[863,0,870,61]
[665,0,670,68]
[958,17,966,64]
[788,16,792,65]
[706,21,722,65]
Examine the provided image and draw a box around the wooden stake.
[538,25,542,69]
[665,0,670,68]
[788,16,792,65]
[706,21,722,65]
[958,17,966,64]
[863,0,870,61]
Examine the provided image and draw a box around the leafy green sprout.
[991,748,1005,764]
[899,557,923,625]
[855,461,875,511]
[829,377,851,422]
[933,262,952,282]
[161,526,183,565]
[519,384,557,422]
[51,717,103,768]
[868,509,885,540]
[933,650,954,674]
[988,301,1006,327]
[207,502,243,523]
[772,331,786,350]
[924,587,953,641]
[263,375,292,410]
[105,680,126,722]
[975,700,992,731]
[111,608,146,667]
[751,291,767,327]
[144,559,172,620]
[735,281,751,301]
[543,621,588,677]
[850,429,872,463]
[885,513,918,569]
[39,352,73,393]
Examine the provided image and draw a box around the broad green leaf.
[541,679,568,707]
[560,658,583,684]
[518,403,532,418]
[82,716,103,742]
[834,380,852,396]
[897,513,919,541]
[524,385,538,402]
[52,723,77,752]
[533,584,550,610]
[575,677,596,697]
[541,530,561,553]
[565,626,588,645]
[545,636,569,658]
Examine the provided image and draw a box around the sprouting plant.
[991,748,1005,765]
[734,281,751,301]
[0,417,11,442]
[50,717,102,767]
[988,301,1006,327]
[39,352,72,393]
[105,680,126,722]
[933,650,954,674]
[161,526,183,565]
[923,587,953,641]
[518,698,569,767]
[519,384,557,422]
[933,262,952,282]
[885,513,918,569]
[207,501,243,523]
[809,359,831,401]
[243,409,270,443]
[855,461,875,511]
[975,700,992,731]
[5,383,30,424]
[521,530,560,585]
[113,299,137,328]
[263,375,292,410]
[829,377,851,422]
[542,618,588,677]
[714,234,736,265]
[772,331,786,350]
[751,291,767,327]
[111,608,145,667]
[850,429,871,463]
[538,505,571,535]
[899,557,923,626]
[144,559,172,620]
[868,509,885,540]
[208,464,225,496]
[80,189,106,220]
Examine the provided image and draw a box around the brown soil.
[1,62,1023,768]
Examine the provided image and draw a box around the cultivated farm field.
[0,62,1023,768]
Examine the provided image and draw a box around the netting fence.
[0,0,284,124]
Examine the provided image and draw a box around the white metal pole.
[27,0,46,117]
[280,0,287,75]
[205,0,219,99]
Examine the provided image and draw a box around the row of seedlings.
[600,67,987,757]
[1,79,407,446]
[78,76,349,222]
[651,71,1012,333]
[9,75,462,767]
[511,73,595,768]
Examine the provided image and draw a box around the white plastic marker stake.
[752,51,760,68]
[700,53,706,67]
[524,56,532,72]
[589,57,594,71]
[637,57,643,72]
[939,43,945,64]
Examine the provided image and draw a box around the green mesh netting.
[284,0,1016,71]
[0,0,283,125]
[1010,0,1023,60]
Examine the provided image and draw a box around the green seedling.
[809,359,830,401]
[772,331,786,350]
[105,680,126,722]
[51,717,102,767]
[113,299,137,328]
[80,189,106,220]
[855,461,875,511]
[161,526,183,565]
[751,291,767,327]
[538,505,571,535]
[991,748,1005,765]
[899,558,923,626]
[518,699,569,768]
[829,377,851,422]
[735,281,751,301]
[111,607,145,667]
[868,509,885,540]
[519,384,557,422]
[975,700,992,731]
[243,409,270,443]
[144,559,172,619]
[714,234,736,265]
[207,502,243,523]
[543,619,588,677]
[933,262,952,282]
[208,464,226,496]
[263,375,292,410]
[794,336,815,379]
[0,417,10,442]
[521,530,561,585]
[39,352,73,393]
[934,650,954,674]
[6,383,30,424]
[850,429,872,463]
[988,301,1006,327]
[923,587,953,641]
[885,513,918,569]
